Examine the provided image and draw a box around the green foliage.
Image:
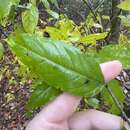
[80,32,108,45]
[41,0,59,9]
[29,0,37,5]
[41,0,50,9]
[49,0,59,8]
[87,98,100,109]
[11,0,20,5]
[119,15,130,29]
[0,42,4,60]
[41,0,59,19]
[44,18,107,45]
[101,80,125,114]
[44,19,81,42]
[85,13,95,29]
[47,9,59,19]
[26,82,60,111]
[97,44,130,69]
[0,0,19,24]
[118,0,130,11]
[7,33,105,98]
[22,4,39,34]
[0,0,12,21]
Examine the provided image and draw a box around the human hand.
[26,60,130,130]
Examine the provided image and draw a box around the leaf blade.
[26,82,60,111]
[22,4,39,34]
[7,33,104,97]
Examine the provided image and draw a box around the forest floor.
[0,4,49,129]
[0,44,32,130]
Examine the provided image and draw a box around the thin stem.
[105,84,130,126]
[95,0,105,12]
[82,0,99,24]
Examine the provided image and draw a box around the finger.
[100,60,122,82]
[69,110,130,130]
[28,60,122,124]
[39,93,81,123]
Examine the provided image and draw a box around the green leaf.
[44,19,76,41]
[41,0,50,9]
[29,0,37,5]
[0,42,4,60]
[7,33,104,97]
[26,81,60,111]
[0,0,12,20]
[49,0,59,8]
[87,98,100,109]
[101,80,125,114]
[117,0,130,11]
[44,26,64,40]
[47,10,59,19]
[11,0,20,5]
[58,19,75,35]
[22,4,39,34]
[86,13,95,28]
[80,32,108,45]
[102,15,110,20]
[0,0,19,21]
[119,15,130,28]
[97,44,130,69]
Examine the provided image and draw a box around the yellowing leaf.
[118,0,130,10]
[102,15,110,20]
[58,19,75,34]
[80,32,108,44]
[44,26,65,40]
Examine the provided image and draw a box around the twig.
[95,0,105,12]
[82,0,99,24]
[105,84,130,126]
[104,9,121,29]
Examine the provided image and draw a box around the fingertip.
[100,60,122,82]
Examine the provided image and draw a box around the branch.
[82,0,100,24]
[95,0,105,12]
[105,84,130,126]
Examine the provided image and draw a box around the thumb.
[26,60,122,128]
